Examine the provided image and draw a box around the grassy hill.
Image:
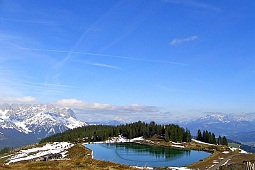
[0,121,254,170]
[0,143,138,170]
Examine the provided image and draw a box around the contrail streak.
[0,18,51,24]
[82,61,121,69]
[19,47,188,65]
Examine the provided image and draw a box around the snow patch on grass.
[171,144,185,148]
[213,160,219,164]
[239,149,248,154]
[229,147,238,151]
[99,135,145,143]
[222,151,229,154]
[192,139,216,146]
[6,142,73,165]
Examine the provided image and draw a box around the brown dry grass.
[1,140,255,170]
[0,144,139,170]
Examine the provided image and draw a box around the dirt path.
[208,155,233,170]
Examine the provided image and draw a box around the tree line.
[196,129,228,146]
[40,121,191,143]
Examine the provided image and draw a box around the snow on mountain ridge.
[0,109,9,120]
[200,113,249,123]
[0,103,86,134]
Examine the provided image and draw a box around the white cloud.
[0,97,160,122]
[169,36,198,45]
[54,98,158,113]
[2,96,39,103]
[121,104,159,113]
[55,99,115,110]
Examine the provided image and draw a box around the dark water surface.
[85,142,210,167]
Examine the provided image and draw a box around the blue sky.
[1,0,255,122]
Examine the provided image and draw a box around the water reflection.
[85,142,210,167]
[111,142,189,160]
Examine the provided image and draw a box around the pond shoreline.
[83,135,252,169]
[83,136,216,169]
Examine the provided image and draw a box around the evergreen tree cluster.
[0,147,12,155]
[196,129,216,144]
[217,135,228,146]
[40,121,191,143]
[196,129,228,146]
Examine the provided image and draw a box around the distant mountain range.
[87,120,122,126]
[1,104,255,149]
[177,114,255,143]
[91,114,255,144]
[0,104,86,149]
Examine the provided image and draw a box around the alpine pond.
[85,142,211,168]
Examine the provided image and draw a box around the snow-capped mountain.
[0,103,86,148]
[179,113,255,141]
[199,114,250,123]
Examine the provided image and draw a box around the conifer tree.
[218,135,222,145]
[196,130,218,145]
[196,129,202,141]
[222,136,228,146]
[212,133,216,144]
